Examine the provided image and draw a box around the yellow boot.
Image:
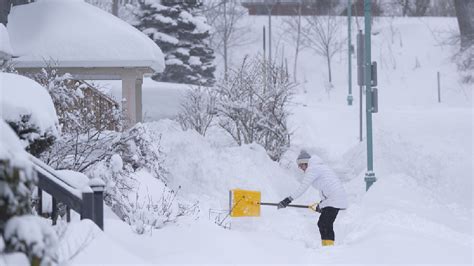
[322,240,334,246]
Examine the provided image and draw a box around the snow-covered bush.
[3,215,58,266]
[6,116,56,158]
[0,120,37,231]
[0,121,57,266]
[214,57,294,161]
[177,86,217,136]
[112,123,168,182]
[87,123,197,234]
[0,73,59,157]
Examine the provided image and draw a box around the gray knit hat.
[296,150,311,165]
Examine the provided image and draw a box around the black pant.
[317,207,340,241]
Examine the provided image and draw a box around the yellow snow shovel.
[229,189,318,217]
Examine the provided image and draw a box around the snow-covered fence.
[28,155,105,230]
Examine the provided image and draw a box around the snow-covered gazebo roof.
[8,0,164,73]
[7,0,165,125]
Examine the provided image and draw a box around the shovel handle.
[259,202,310,209]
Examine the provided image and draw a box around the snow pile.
[0,73,59,139]
[8,0,164,72]
[59,219,146,264]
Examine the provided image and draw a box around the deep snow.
[2,13,471,265]
[67,15,474,265]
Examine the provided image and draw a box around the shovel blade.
[229,189,261,217]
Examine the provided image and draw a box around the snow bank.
[8,0,165,72]
[0,73,59,138]
[58,219,147,265]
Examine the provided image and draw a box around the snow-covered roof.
[7,0,165,72]
[0,24,13,60]
[0,73,59,138]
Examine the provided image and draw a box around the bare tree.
[302,15,344,83]
[282,4,305,83]
[177,86,217,136]
[202,0,251,79]
[215,57,294,161]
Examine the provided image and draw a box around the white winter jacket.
[290,156,348,209]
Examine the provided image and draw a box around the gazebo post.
[122,71,143,126]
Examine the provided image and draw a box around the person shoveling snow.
[277,150,348,247]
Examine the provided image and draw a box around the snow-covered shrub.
[3,215,58,266]
[87,123,198,234]
[41,130,117,172]
[112,123,168,182]
[6,116,56,157]
[215,57,294,161]
[177,86,217,136]
[0,73,59,157]
[0,160,36,231]
[0,121,56,265]
[0,121,37,232]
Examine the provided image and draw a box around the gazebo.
[7,0,165,126]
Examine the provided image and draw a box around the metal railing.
[29,155,105,230]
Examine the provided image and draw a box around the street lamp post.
[364,0,376,191]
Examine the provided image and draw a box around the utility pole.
[357,30,364,142]
[347,0,353,106]
[223,0,228,81]
[268,5,272,64]
[265,1,274,64]
[364,0,377,191]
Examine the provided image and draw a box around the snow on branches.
[178,57,294,161]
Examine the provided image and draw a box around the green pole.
[364,0,376,191]
[347,0,353,106]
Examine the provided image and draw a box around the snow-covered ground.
[60,16,473,265]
